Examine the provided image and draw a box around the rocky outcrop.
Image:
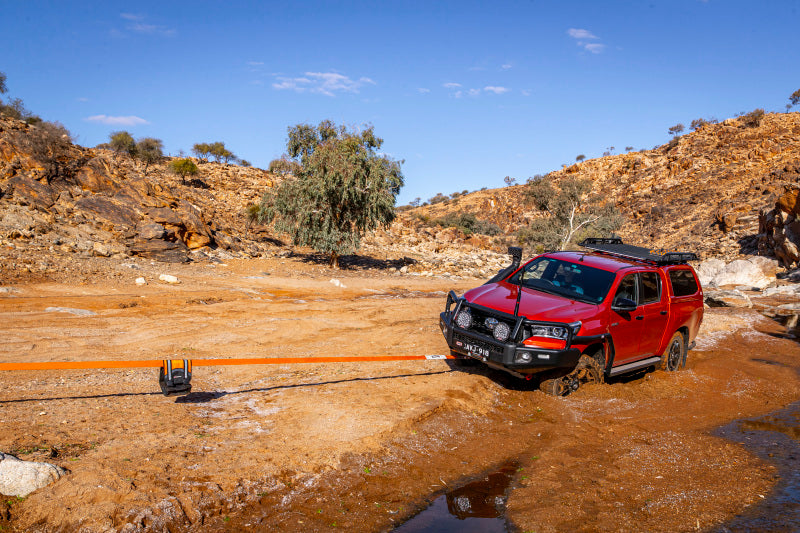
[758,185,800,268]
[0,117,276,268]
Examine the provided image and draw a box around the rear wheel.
[539,354,604,396]
[661,331,686,372]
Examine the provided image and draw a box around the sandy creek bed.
[1,257,798,532]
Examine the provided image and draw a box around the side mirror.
[612,297,637,313]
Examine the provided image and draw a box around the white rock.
[695,258,726,288]
[699,258,775,290]
[45,307,96,316]
[158,274,180,284]
[329,278,346,288]
[135,277,146,286]
[762,285,800,297]
[0,452,67,497]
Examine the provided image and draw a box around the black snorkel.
[486,246,524,317]
[485,246,522,285]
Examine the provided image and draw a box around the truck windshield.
[508,257,615,304]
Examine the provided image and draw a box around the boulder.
[6,175,56,210]
[695,258,726,287]
[74,196,139,229]
[698,257,775,289]
[137,223,166,240]
[73,157,118,194]
[128,240,189,263]
[0,452,67,497]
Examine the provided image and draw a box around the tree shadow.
[296,252,417,271]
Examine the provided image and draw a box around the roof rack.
[579,238,698,265]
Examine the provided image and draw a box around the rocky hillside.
[1,112,799,282]
[0,117,287,280]
[389,112,800,263]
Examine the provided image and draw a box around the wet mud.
[712,402,800,532]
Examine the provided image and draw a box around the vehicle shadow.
[445,360,654,393]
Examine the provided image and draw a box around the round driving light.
[551,327,567,339]
[455,309,473,329]
[485,317,499,330]
[493,321,511,342]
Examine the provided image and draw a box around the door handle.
[660,310,668,315]
[635,315,644,320]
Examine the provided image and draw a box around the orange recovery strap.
[0,354,458,396]
[0,354,455,372]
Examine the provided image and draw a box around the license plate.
[455,339,489,360]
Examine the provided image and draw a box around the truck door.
[609,273,644,364]
[636,270,669,356]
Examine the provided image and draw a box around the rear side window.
[640,272,661,304]
[668,269,699,297]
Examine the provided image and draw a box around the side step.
[609,356,661,377]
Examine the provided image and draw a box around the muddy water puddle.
[714,401,800,531]
[394,461,518,532]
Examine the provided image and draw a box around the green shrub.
[740,108,765,128]
[169,158,199,184]
[433,213,501,236]
[110,131,136,156]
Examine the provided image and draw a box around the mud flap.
[159,359,192,396]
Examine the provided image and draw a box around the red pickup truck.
[439,238,704,395]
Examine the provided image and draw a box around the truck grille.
[459,305,517,341]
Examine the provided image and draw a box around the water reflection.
[394,461,517,532]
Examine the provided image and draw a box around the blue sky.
[4,0,799,204]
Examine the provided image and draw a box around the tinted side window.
[669,269,699,297]
[640,272,661,304]
[614,274,638,304]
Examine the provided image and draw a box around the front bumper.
[439,292,581,375]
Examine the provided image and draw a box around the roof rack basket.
[579,238,698,265]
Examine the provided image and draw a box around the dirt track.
[1,257,799,532]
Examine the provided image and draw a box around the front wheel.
[661,331,686,372]
[539,354,604,396]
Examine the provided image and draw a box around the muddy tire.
[538,355,604,396]
[661,331,686,372]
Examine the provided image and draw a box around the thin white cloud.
[76,97,89,102]
[418,88,430,94]
[567,28,598,40]
[484,86,509,94]
[501,63,513,70]
[272,72,375,96]
[521,89,532,97]
[584,43,606,54]
[567,28,605,54]
[443,82,462,89]
[129,22,175,36]
[85,115,149,126]
[247,61,265,66]
[117,13,175,37]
